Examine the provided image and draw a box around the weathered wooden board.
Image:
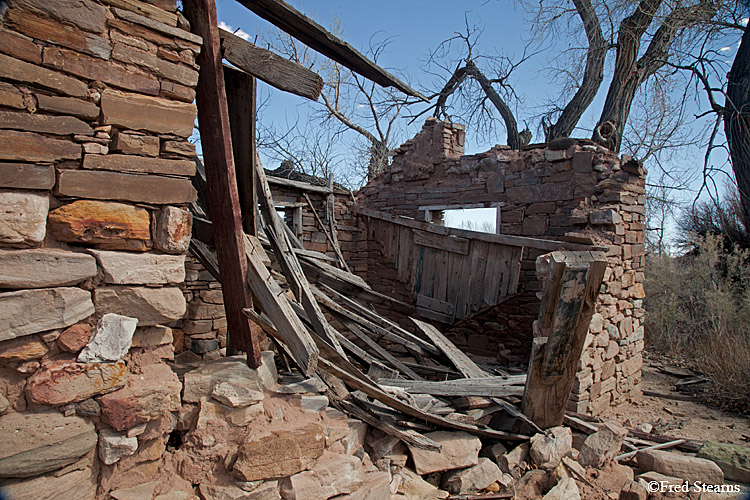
[413,230,470,255]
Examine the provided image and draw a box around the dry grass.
[645,235,750,413]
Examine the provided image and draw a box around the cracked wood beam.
[184,0,262,367]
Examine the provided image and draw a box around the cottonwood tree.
[424,0,744,154]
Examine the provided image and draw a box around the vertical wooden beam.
[522,250,607,429]
[183,0,261,367]
[223,65,257,236]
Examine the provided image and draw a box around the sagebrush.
[645,234,750,413]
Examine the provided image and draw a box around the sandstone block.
[83,153,195,176]
[696,441,750,483]
[233,423,326,481]
[111,43,198,86]
[0,335,48,362]
[98,362,181,431]
[98,427,138,465]
[579,420,628,468]
[278,452,364,500]
[93,286,186,326]
[58,323,93,353]
[530,426,573,470]
[161,139,195,157]
[497,442,530,472]
[190,338,218,354]
[0,249,97,288]
[48,200,151,251]
[35,94,100,120]
[619,479,648,500]
[514,469,550,500]
[590,209,623,225]
[442,457,502,494]
[334,471,390,500]
[43,46,159,95]
[183,355,264,403]
[131,325,173,348]
[26,359,128,405]
[408,431,481,474]
[542,476,580,500]
[5,7,110,59]
[0,287,94,341]
[100,89,196,137]
[0,53,88,98]
[0,190,48,247]
[77,313,137,362]
[0,130,81,163]
[10,0,107,33]
[154,206,192,254]
[0,163,54,190]
[0,411,97,477]
[0,27,42,64]
[210,380,264,408]
[90,250,185,284]
[0,466,96,500]
[111,132,159,156]
[57,169,197,204]
[112,7,202,44]
[636,449,724,485]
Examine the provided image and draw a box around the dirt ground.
[600,352,750,446]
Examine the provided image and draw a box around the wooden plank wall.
[366,217,523,323]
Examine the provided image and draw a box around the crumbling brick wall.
[357,118,646,415]
[0,1,200,497]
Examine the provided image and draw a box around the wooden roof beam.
[220,29,323,100]
[234,0,426,100]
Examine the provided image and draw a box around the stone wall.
[0,0,200,497]
[358,118,647,414]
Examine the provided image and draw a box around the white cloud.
[719,46,732,52]
[741,17,748,27]
[218,21,251,41]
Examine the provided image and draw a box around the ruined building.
[0,0,659,499]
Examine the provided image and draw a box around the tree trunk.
[547,0,606,141]
[725,24,750,223]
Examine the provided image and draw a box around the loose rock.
[579,420,628,468]
[408,431,481,474]
[530,426,573,470]
[442,457,502,494]
[98,427,138,465]
[77,313,138,362]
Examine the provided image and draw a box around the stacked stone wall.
[0,1,200,497]
[357,118,647,414]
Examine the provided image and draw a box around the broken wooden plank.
[411,317,487,379]
[184,0,261,366]
[415,294,455,323]
[223,65,257,236]
[320,283,441,357]
[615,439,686,462]
[233,0,425,99]
[522,251,607,429]
[354,206,607,252]
[413,229,470,255]
[220,29,323,100]
[377,376,526,398]
[304,193,350,271]
[293,247,338,262]
[339,319,422,381]
[243,235,319,375]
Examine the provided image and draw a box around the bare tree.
[414,23,533,149]
[259,25,412,181]
[725,22,750,222]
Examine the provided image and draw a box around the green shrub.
[645,234,750,412]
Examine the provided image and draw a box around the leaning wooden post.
[184,0,262,367]
[522,250,607,429]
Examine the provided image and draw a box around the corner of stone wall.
[0,0,201,497]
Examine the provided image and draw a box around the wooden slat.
[220,29,323,100]
[454,249,474,320]
[468,241,489,314]
[411,318,486,379]
[413,229,470,255]
[354,206,606,252]
[243,235,319,374]
[339,319,422,380]
[421,247,436,298]
[377,376,526,398]
[184,0,261,365]
[416,294,454,316]
[303,193,349,271]
[433,249,449,302]
[234,0,425,99]
[446,251,463,321]
[481,244,502,308]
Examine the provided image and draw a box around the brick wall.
[357,118,647,414]
[0,1,200,497]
